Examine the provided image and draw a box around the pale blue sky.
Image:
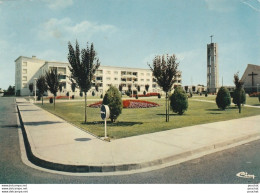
[0,0,259,89]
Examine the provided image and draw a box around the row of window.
[96,70,152,77]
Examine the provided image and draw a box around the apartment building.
[15,56,182,96]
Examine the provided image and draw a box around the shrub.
[135,95,138,99]
[216,87,231,110]
[72,95,75,99]
[103,86,122,122]
[49,97,53,103]
[37,96,41,101]
[158,93,161,99]
[66,92,69,97]
[143,91,146,95]
[233,88,246,105]
[205,92,208,97]
[92,91,95,96]
[170,87,188,115]
[80,92,83,97]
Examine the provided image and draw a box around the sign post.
[101,105,110,138]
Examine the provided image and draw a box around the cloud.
[204,0,236,12]
[42,0,73,10]
[242,0,260,12]
[37,17,117,42]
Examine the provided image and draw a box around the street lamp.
[34,78,37,103]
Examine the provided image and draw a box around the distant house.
[241,64,260,93]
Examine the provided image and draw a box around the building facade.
[15,56,182,96]
[207,43,219,93]
[241,64,260,93]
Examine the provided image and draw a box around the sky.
[0,0,259,90]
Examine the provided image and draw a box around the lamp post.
[34,78,37,103]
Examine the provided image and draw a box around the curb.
[17,103,260,174]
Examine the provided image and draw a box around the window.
[141,79,144,82]
[106,77,111,80]
[152,84,156,88]
[22,76,27,81]
[141,73,144,76]
[133,72,138,76]
[114,71,118,75]
[114,78,118,81]
[96,77,103,81]
[22,69,27,74]
[58,75,66,80]
[146,79,150,82]
[23,83,27,88]
[22,62,27,67]
[106,71,111,75]
[146,73,150,76]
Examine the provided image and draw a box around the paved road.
[0,97,259,184]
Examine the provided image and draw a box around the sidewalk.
[16,98,260,173]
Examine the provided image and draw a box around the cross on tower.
[248,72,258,87]
[210,35,213,43]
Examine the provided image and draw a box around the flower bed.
[130,92,160,98]
[47,96,72,99]
[249,92,260,97]
[88,100,160,108]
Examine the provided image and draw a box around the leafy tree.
[29,83,34,96]
[4,85,15,96]
[102,86,122,122]
[170,87,188,115]
[71,81,77,98]
[233,73,245,113]
[145,84,150,93]
[68,41,100,123]
[36,76,47,105]
[45,68,59,110]
[58,83,63,96]
[148,54,179,122]
[216,87,231,110]
[119,84,123,93]
[95,84,99,92]
[137,85,140,92]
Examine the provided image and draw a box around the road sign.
[101,105,110,120]
[101,105,110,138]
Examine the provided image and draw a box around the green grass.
[36,97,260,139]
[192,94,260,106]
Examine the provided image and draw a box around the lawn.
[192,94,260,106]
[36,97,260,139]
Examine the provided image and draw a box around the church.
[241,64,260,93]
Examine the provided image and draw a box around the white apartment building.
[15,56,182,96]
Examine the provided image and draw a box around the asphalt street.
[0,97,259,184]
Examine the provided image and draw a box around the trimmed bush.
[216,87,231,110]
[80,92,83,97]
[135,95,138,99]
[66,92,69,97]
[72,95,75,99]
[92,91,95,96]
[103,86,122,122]
[158,93,161,99]
[143,91,146,95]
[49,97,53,104]
[233,88,246,105]
[170,87,188,115]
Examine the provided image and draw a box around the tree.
[170,87,188,115]
[145,84,150,93]
[148,54,179,122]
[68,41,100,123]
[29,83,34,96]
[137,85,140,92]
[233,73,245,113]
[216,87,231,110]
[58,83,63,96]
[36,76,48,105]
[95,84,99,92]
[71,81,77,98]
[119,84,123,93]
[4,85,15,96]
[102,86,123,122]
[45,68,59,110]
